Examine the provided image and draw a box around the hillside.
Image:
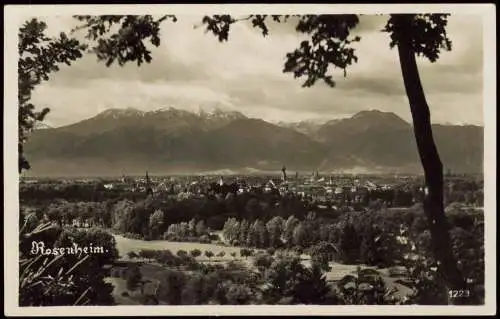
[24,108,484,176]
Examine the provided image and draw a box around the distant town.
[21,167,483,214]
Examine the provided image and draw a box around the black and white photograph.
[4,3,496,316]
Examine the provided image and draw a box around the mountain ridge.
[24,108,484,176]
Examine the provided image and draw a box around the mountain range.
[24,107,484,176]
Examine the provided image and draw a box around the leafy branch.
[200,14,361,88]
[18,19,87,172]
[72,15,178,67]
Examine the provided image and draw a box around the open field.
[114,234,362,278]
[111,233,413,300]
[114,234,243,261]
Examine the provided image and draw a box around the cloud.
[29,13,484,127]
[355,14,387,33]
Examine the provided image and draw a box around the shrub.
[190,249,202,258]
[266,247,276,256]
[336,267,400,305]
[209,233,221,241]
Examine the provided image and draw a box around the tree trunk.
[395,15,471,305]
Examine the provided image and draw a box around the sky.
[28,14,484,127]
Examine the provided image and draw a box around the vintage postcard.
[4,3,496,316]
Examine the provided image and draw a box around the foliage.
[125,265,142,291]
[219,282,255,305]
[156,269,186,304]
[201,15,361,87]
[177,249,189,258]
[382,14,452,63]
[18,19,87,172]
[266,247,276,256]
[309,241,339,271]
[148,209,165,239]
[253,252,275,273]
[127,251,139,259]
[266,216,285,248]
[19,221,118,306]
[190,249,202,258]
[449,226,484,288]
[262,255,331,304]
[204,250,214,260]
[73,15,177,67]
[339,222,361,264]
[21,192,484,305]
[358,216,402,267]
[283,215,300,245]
[240,248,254,259]
[336,267,400,305]
[217,251,226,259]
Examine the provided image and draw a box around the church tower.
[145,171,153,196]
[281,165,287,181]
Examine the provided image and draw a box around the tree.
[263,255,331,304]
[340,223,361,264]
[245,198,262,220]
[177,249,188,258]
[190,249,202,258]
[195,219,208,237]
[240,248,253,259]
[157,269,186,305]
[111,199,134,231]
[222,217,239,243]
[250,219,269,248]
[138,249,157,262]
[178,222,190,238]
[283,215,300,246]
[217,251,226,259]
[266,247,276,256]
[238,219,250,245]
[126,266,142,291]
[337,267,396,305]
[253,252,275,273]
[30,227,120,305]
[310,241,339,272]
[18,19,87,172]
[292,222,308,248]
[45,205,64,227]
[19,222,98,306]
[384,15,467,301]
[222,282,255,305]
[188,218,197,236]
[204,250,214,261]
[266,216,285,248]
[127,251,139,259]
[148,209,165,239]
[181,274,205,305]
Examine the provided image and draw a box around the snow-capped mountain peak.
[98,107,144,119]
